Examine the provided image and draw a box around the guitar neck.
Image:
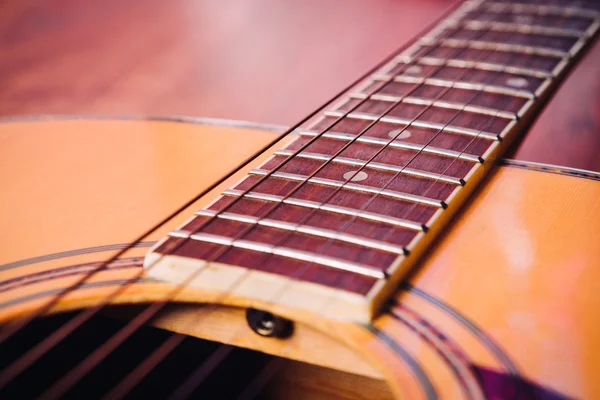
[145,0,600,322]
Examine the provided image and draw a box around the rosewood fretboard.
[145,0,600,322]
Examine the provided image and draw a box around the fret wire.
[206,24,501,288]
[324,110,502,140]
[466,7,596,36]
[360,24,584,285]
[29,14,484,397]
[433,37,570,59]
[248,168,446,208]
[482,2,600,20]
[273,148,464,185]
[297,29,541,299]
[357,75,535,99]
[300,119,499,140]
[165,8,600,400]
[51,3,600,400]
[194,210,407,255]
[168,230,387,279]
[368,93,518,120]
[296,124,486,161]
[0,4,474,395]
[454,19,583,38]
[295,129,484,163]
[203,38,493,272]
[221,188,425,231]
[418,55,554,78]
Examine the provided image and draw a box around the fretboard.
[145,0,600,322]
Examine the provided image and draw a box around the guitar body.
[3,0,600,397]
[1,118,598,399]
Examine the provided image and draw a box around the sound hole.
[0,308,393,399]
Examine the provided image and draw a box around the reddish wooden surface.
[511,38,600,172]
[0,0,458,125]
[1,0,599,172]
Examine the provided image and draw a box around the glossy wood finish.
[1,0,600,397]
[144,2,599,323]
[0,120,275,269]
[0,120,599,399]
[2,0,600,172]
[401,164,600,399]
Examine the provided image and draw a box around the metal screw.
[246,309,293,339]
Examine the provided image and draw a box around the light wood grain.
[2,120,600,399]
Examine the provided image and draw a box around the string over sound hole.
[246,308,294,338]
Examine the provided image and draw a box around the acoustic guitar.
[1,0,599,398]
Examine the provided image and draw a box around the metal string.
[51,8,589,397]
[32,34,478,400]
[166,345,234,400]
[87,29,502,400]
[3,2,592,397]
[225,52,526,400]
[234,358,284,400]
[170,9,594,399]
[0,15,405,348]
[34,55,445,400]
[320,39,538,298]
[0,0,459,351]
[234,49,539,400]
[0,3,472,393]
[40,11,508,398]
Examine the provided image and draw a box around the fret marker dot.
[388,128,411,140]
[343,170,368,182]
[506,77,529,88]
[404,65,422,75]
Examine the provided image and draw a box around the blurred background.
[1,0,599,169]
[0,0,456,125]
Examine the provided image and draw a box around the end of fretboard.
[143,242,379,323]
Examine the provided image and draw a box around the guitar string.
[208,48,525,400]
[15,3,584,396]
[0,17,402,348]
[0,47,417,391]
[288,44,528,308]
[59,6,561,397]
[36,42,465,400]
[75,25,505,400]
[0,2,473,393]
[14,0,568,394]
[251,7,600,391]
[289,13,597,399]
[237,52,537,400]
[165,10,592,399]
[0,0,458,349]
[10,1,576,394]
[234,358,285,400]
[232,48,544,400]
[1,4,596,398]
[31,21,487,400]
